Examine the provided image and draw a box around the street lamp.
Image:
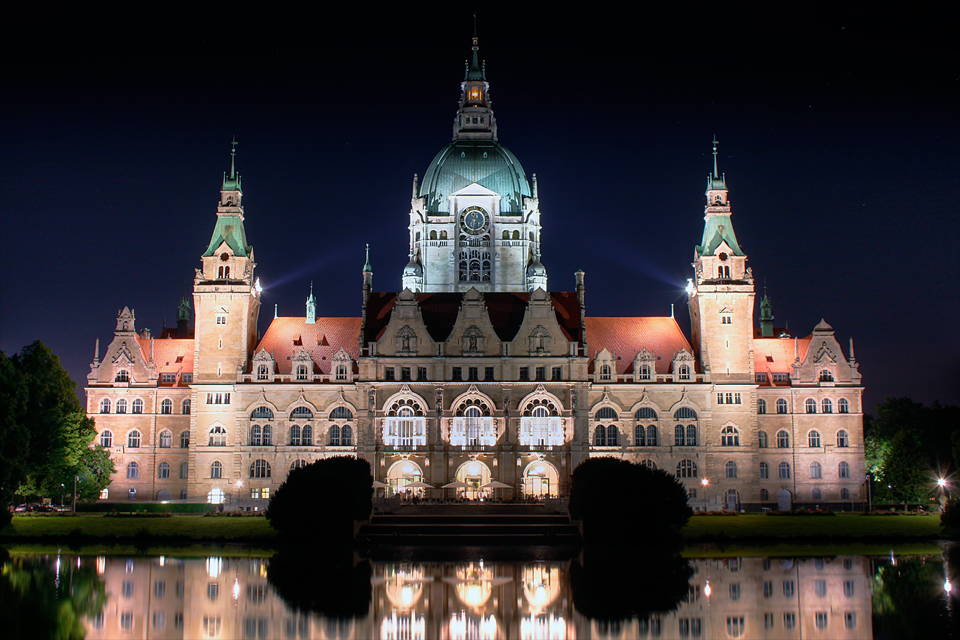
[701,478,709,512]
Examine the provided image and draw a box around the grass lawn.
[682,513,943,542]
[1,514,277,542]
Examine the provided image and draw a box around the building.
[85,37,865,511]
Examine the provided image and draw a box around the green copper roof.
[698,214,744,257]
[203,215,251,258]
[420,140,531,214]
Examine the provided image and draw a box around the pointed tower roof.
[363,244,373,273]
[221,136,242,192]
[203,139,252,258]
[697,137,744,257]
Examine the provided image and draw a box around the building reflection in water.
[75,554,880,639]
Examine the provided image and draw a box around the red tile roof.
[257,317,362,374]
[585,317,692,375]
[135,337,194,385]
[753,337,811,385]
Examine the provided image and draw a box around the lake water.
[2,545,957,639]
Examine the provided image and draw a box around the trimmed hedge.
[77,502,215,514]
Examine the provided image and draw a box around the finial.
[363,243,373,273]
[230,136,238,179]
[412,173,419,199]
[310,280,314,297]
[532,173,538,199]
[274,303,278,320]
[473,12,478,41]
[670,303,675,319]
[94,338,100,364]
[712,135,719,179]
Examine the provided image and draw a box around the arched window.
[810,461,822,479]
[686,425,697,446]
[840,488,851,500]
[161,399,173,415]
[758,430,768,448]
[99,398,111,414]
[675,425,685,446]
[779,462,791,479]
[594,425,607,446]
[599,364,612,381]
[819,369,834,382]
[805,399,817,414]
[839,461,850,478]
[838,398,850,414]
[596,407,618,420]
[251,407,274,420]
[208,426,227,447]
[676,460,698,478]
[341,425,353,446]
[301,425,313,446]
[158,430,172,448]
[776,430,790,448]
[290,407,313,420]
[330,407,353,420]
[725,460,738,478]
[127,461,139,479]
[759,462,769,479]
[250,425,262,446]
[329,425,341,446]
[635,425,645,446]
[640,459,657,470]
[211,461,222,479]
[721,426,740,446]
[821,399,832,414]
[158,462,170,479]
[636,407,657,420]
[99,430,113,448]
[180,431,189,448]
[127,430,141,448]
[646,425,658,446]
[116,399,127,414]
[674,407,698,420]
[290,459,307,472]
[776,398,788,414]
[808,430,821,448]
[608,426,619,445]
[179,462,188,480]
[431,230,438,240]
[261,424,272,446]
[116,370,130,382]
[837,430,849,447]
[512,230,519,240]
[289,425,301,446]
[757,399,767,415]
[812,488,822,500]
[182,399,191,415]
[250,460,271,478]
[132,399,143,414]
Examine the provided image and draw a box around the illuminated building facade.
[84,38,865,511]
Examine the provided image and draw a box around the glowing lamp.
[938,478,947,488]
[701,478,709,487]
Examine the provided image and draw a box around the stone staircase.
[358,503,581,546]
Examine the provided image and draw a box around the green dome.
[420,140,531,214]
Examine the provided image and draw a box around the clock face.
[459,206,489,234]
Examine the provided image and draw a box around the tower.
[192,139,261,383]
[403,36,546,293]
[687,139,755,382]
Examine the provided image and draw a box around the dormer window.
[818,370,834,382]
[115,370,129,382]
[639,364,651,380]
[678,364,691,380]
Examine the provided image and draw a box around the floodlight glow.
[938,478,947,487]
[704,580,711,597]
[685,278,696,296]
[254,277,263,294]
[945,579,952,593]
[701,478,709,486]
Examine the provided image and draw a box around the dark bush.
[569,457,692,545]
[941,498,960,533]
[266,456,373,543]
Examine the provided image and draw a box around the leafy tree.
[570,457,692,544]
[0,352,28,528]
[883,431,928,504]
[266,456,373,543]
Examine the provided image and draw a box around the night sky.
[2,6,957,414]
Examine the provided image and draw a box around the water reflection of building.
[80,555,872,639]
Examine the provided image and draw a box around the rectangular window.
[417,367,428,381]
[400,367,411,381]
[161,373,176,383]
[783,580,795,597]
[261,488,269,500]
[468,367,479,381]
[552,366,562,381]
[815,580,827,597]
[519,367,530,381]
[764,613,774,629]
[783,613,796,629]
[763,581,773,598]
[688,488,697,499]
[216,316,226,325]
[452,367,462,381]
[484,367,495,381]
[717,393,724,404]
[206,392,230,404]
[843,580,855,597]
[535,366,546,381]
[721,316,731,324]
[734,393,741,404]
[773,373,789,382]
[384,368,396,381]
[182,373,192,383]
[756,373,767,382]
[725,392,733,404]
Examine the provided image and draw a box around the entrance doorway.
[522,461,559,498]
[387,460,423,497]
[725,489,739,511]
[777,489,792,511]
[455,461,491,500]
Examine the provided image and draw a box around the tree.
[266,456,373,543]
[883,431,928,504]
[569,457,693,544]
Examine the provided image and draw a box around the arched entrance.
[156,489,172,501]
[522,461,559,498]
[776,489,792,511]
[387,460,423,496]
[725,489,740,511]
[455,461,492,500]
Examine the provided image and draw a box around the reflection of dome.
[522,565,560,611]
[526,257,546,278]
[420,140,531,214]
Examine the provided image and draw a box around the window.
[552,366,562,381]
[250,425,262,446]
[721,426,740,446]
[815,612,828,629]
[776,430,790,448]
[420,366,430,381]
[158,462,170,479]
[678,364,690,380]
[296,365,308,381]
[329,425,341,446]
[250,460,271,478]
[485,366,495,381]
[180,431,189,448]
[726,617,744,638]
[161,399,173,414]
[596,407,618,420]
[401,366,413,381]
[674,407,697,420]
[821,398,832,413]
[764,581,773,598]
[675,425,685,446]
[808,430,822,448]
[336,364,348,381]
[839,461,850,478]
[758,430,768,448]
[779,462,791,479]
[208,583,219,601]
[161,373,176,383]
[261,425,272,446]
[182,399,191,414]
[757,399,766,414]
[838,398,850,413]
[289,425,301,446]
[760,462,769,479]
[99,398,111,414]
[783,580,795,597]
[127,461,139,479]
[340,425,352,446]
[535,366,545,381]
[725,460,738,478]
[451,367,461,381]
[844,612,856,629]
[100,430,113,448]
[783,613,796,629]
[518,367,529,381]
[810,461,822,479]
[729,583,741,600]
[756,373,767,383]
[211,461,222,479]
[676,460,697,478]
[116,398,127,414]
[686,425,697,446]
[132,398,143,414]
[330,406,353,420]
[635,425,645,446]
[250,407,273,420]
[721,315,731,325]
[180,462,188,480]
[760,488,769,500]
[639,364,651,380]
[127,430,141,448]
[206,392,230,404]
[599,364,612,381]
[805,398,817,413]
[844,580,855,597]
[776,398,788,414]
[841,487,851,499]
[837,429,849,447]
[301,425,312,445]
[812,487,822,499]
[208,426,227,446]
[646,425,658,446]
[116,370,130,382]
[159,430,172,448]
[819,369,834,382]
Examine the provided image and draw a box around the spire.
[221,137,242,192]
[274,303,278,320]
[697,138,742,258]
[454,30,497,140]
[760,283,774,338]
[363,243,373,273]
[93,338,100,365]
[306,281,317,324]
[849,337,856,362]
[205,139,251,259]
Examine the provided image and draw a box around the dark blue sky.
[2,6,957,414]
